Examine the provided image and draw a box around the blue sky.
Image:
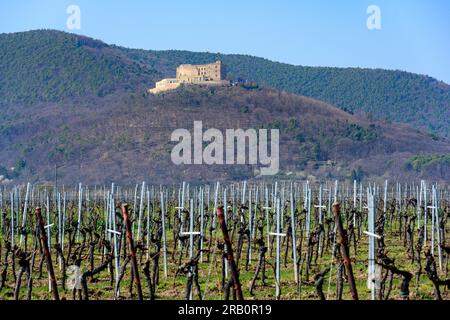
[1,0,449,83]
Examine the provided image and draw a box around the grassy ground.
[1,220,448,301]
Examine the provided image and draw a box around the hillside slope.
[0,30,449,138]
[0,30,449,184]
[0,30,159,104]
[1,85,449,184]
[120,49,450,138]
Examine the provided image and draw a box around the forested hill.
[1,85,449,184]
[121,48,450,138]
[1,29,449,138]
[0,30,159,104]
[0,30,449,183]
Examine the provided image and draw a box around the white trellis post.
[44,218,55,292]
[428,186,442,271]
[212,182,220,237]
[14,187,18,229]
[315,184,326,255]
[223,187,228,224]
[359,182,363,212]
[46,195,51,249]
[175,182,185,251]
[137,181,145,240]
[107,226,121,294]
[305,182,311,238]
[263,186,271,252]
[418,181,423,230]
[106,192,120,296]
[146,189,151,260]
[274,181,278,204]
[303,181,308,213]
[86,187,90,227]
[76,183,82,242]
[423,181,428,245]
[429,190,436,256]
[181,198,201,300]
[334,180,338,203]
[240,181,247,226]
[290,186,298,284]
[223,187,228,276]
[180,199,200,259]
[434,187,442,271]
[253,186,258,241]
[327,185,332,219]
[132,184,138,235]
[280,186,285,230]
[178,182,186,231]
[11,192,14,248]
[19,182,31,246]
[160,191,168,278]
[61,192,66,254]
[270,197,286,300]
[200,187,204,262]
[248,188,252,263]
[57,192,62,268]
[57,193,62,244]
[104,191,110,240]
[241,181,247,205]
[365,188,378,300]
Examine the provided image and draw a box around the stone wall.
[176,61,225,82]
[149,61,229,94]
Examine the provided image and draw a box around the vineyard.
[0,180,449,300]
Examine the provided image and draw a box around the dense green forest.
[0,29,449,139]
[121,48,450,138]
[0,30,158,104]
[404,154,450,176]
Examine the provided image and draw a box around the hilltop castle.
[149,61,230,94]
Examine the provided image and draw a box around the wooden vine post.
[35,207,59,300]
[216,206,244,300]
[332,202,358,300]
[122,203,143,300]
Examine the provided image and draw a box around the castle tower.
[150,61,229,94]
